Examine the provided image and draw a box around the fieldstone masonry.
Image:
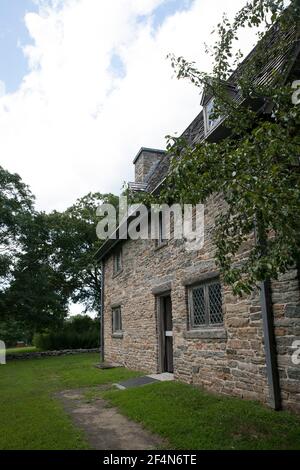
[100,20,300,412]
[103,193,300,412]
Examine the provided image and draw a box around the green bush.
[33,316,100,351]
[0,319,32,347]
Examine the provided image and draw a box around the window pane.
[112,310,116,331]
[209,283,223,324]
[158,212,166,244]
[118,309,122,331]
[112,307,122,332]
[206,98,222,131]
[192,287,206,326]
[114,249,122,273]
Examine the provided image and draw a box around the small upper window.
[112,306,122,333]
[157,211,167,247]
[189,279,223,328]
[204,98,222,134]
[113,247,122,275]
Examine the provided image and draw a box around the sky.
[0,0,251,212]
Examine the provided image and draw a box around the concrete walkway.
[55,387,164,450]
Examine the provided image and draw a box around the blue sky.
[0,0,38,93]
[139,0,193,29]
[0,0,246,213]
[0,0,194,94]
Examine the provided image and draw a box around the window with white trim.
[204,98,222,134]
[189,279,223,328]
[112,306,122,333]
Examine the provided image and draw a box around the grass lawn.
[103,382,300,450]
[0,353,141,450]
[1,354,300,450]
[6,346,38,354]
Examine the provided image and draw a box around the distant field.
[6,346,37,354]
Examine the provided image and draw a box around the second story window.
[204,98,222,134]
[113,247,122,275]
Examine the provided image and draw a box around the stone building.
[97,18,300,411]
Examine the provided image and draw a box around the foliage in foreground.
[167,2,300,295]
[132,1,300,295]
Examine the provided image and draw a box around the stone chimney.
[133,148,166,183]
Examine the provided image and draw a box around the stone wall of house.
[272,268,300,412]
[103,195,300,411]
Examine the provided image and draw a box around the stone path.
[55,387,164,450]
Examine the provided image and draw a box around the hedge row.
[33,330,100,351]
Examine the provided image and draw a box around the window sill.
[184,327,226,340]
[112,269,123,279]
[203,115,225,139]
[112,332,123,339]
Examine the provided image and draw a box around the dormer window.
[204,98,222,135]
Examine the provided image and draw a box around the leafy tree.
[0,317,32,347]
[3,212,69,333]
[66,314,99,334]
[150,1,300,294]
[1,190,118,337]
[50,192,119,315]
[0,163,117,338]
[0,166,34,289]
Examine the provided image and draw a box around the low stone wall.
[6,348,100,361]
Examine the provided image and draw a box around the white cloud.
[0,0,248,212]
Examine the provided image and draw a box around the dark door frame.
[157,292,173,373]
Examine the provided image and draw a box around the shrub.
[0,319,32,347]
[33,316,100,351]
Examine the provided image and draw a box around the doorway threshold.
[147,373,174,382]
[115,373,174,390]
